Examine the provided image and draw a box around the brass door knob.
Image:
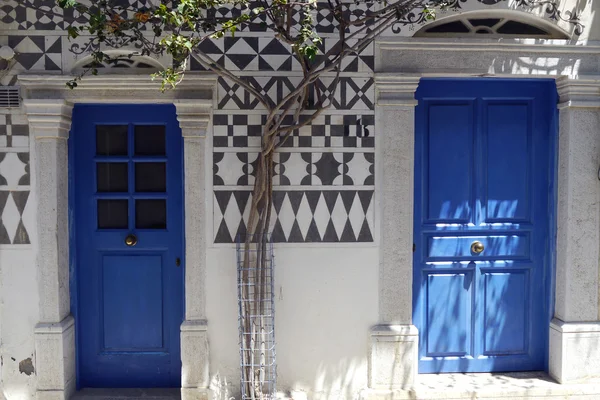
[471,241,484,254]
[125,234,137,247]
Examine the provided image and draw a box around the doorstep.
[360,372,600,399]
[71,388,181,400]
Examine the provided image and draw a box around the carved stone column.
[174,100,212,400]
[24,99,75,400]
[369,76,420,390]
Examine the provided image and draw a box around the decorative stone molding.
[376,38,600,78]
[174,100,212,138]
[375,75,420,107]
[24,100,73,140]
[19,74,216,104]
[556,77,600,108]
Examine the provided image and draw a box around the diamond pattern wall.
[213,190,374,243]
[0,112,31,245]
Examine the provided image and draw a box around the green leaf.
[57,0,78,8]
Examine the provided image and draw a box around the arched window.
[414,11,570,39]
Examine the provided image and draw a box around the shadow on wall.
[208,358,367,400]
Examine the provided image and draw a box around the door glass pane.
[97,125,128,156]
[135,163,166,192]
[135,125,166,156]
[136,200,166,229]
[98,199,128,229]
[97,163,128,192]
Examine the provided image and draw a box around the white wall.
[206,246,378,399]
[0,247,38,400]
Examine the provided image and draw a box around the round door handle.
[125,234,137,247]
[471,241,484,254]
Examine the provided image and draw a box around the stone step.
[71,388,181,400]
[361,372,600,399]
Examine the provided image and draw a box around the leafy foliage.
[58,0,444,90]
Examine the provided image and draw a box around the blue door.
[72,104,184,387]
[413,79,556,373]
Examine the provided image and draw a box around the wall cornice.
[376,38,600,53]
[18,74,216,104]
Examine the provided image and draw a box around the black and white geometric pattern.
[7,35,62,71]
[191,37,373,73]
[218,77,374,110]
[0,153,30,187]
[213,190,374,243]
[212,113,374,148]
[214,151,374,186]
[0,114,30,148]
[0,0,146,30]
[0,191,30,244]
[0,112,32,245]
[2,0,374,32]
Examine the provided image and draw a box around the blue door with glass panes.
[72,104,183,387]
[413,79,556,373]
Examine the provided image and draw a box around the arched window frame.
[71,51,165,73]
[414,10,570,39]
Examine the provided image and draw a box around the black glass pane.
[96,125,128,156]
[135,125,166,156]
[135,163,166,192]
[469,18,501,27]
[426,21,470,33]
[97,163,128,192]
[497,21,548,35]
[476,29,491,34]
[136,200,166,229]
[98,200,128,229]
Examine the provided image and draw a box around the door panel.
[72,104,184,387]
[484,101,532,222]
[482,270,528,355]
[426,102,474,223]
[414,79,555,373]
[425,272,473,357]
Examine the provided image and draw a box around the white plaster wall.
[206,246,378,399]
[0,247,38,400]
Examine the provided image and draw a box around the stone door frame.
[18,74,215,400]
[370,37,600,389]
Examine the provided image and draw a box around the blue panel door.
[413,79,556,373]
[72,104,184,387]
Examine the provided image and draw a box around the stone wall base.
[550,318,600,383]
[181,320,210,393]
[35,315,76,400]
[181,388,212,400]
[369,324,418,390]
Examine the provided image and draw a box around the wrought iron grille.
[237,233,277,400]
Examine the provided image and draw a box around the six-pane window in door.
[95,124,168,230]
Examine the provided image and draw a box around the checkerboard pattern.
[212,113,374,149]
